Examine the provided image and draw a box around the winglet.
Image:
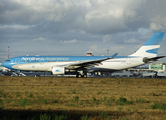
[111,53,118,59]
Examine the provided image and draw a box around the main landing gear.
[76,73,87,78]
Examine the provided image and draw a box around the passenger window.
[21,60,26,63]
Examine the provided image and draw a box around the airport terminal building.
[149,63,166,71]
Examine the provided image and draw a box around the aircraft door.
[40,58,44,65]
[16,58,20,64]
[126,58,131,65]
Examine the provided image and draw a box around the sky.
[0,0,166,63]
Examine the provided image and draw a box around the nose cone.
[1,62,8,68]
[1,60,17,70]
[1,62,6,67]
[1,61,12,69]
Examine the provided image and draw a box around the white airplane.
[2,32,165,77]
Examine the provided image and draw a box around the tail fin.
[130,32,165,57]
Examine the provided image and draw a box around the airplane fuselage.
[2,56,144,72]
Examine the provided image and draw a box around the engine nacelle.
[52,67,65,75]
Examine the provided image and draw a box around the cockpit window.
[6,60,11,62]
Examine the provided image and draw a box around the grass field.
[0,76,166,120]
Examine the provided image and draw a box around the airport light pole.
[107,49,109,55]
[8,46,10,59]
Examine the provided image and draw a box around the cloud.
[89,45,99,52]
[0,24,34,30]
[0,0,166,63]
[83,0,147,33]
[123,38,139,44]
[102,35,112,43]
[32,37,46,41]
[150,23,164,31]
[60,39,78,44]
[87,45,107,55]
[0,0,151,34]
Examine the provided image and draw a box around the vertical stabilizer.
[130,32,165,57]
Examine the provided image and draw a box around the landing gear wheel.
[83,74,87,78]
[76,74,82,78]
[76,74,87,78]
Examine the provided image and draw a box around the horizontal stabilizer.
[143,56,166,63]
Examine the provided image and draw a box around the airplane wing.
[143,56,166,63]
[65,53,118,70]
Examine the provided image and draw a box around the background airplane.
[2,32,165,77]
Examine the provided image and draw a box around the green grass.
[116,97,133,105]
[92,97,96,102]
[30,96,48,104]
[15,93,20,98]
[102,96,107,101]
[95,100,101,105]
[29,93,34,98]
[42,99,48,104]
[54,114,67,120]
[72,90,76,94]
[104,97,114,106]
[81,114,90,120]
[74,96,79,102]
[1,77,166,119]
[150,102,166,110]
[51,90,55,94]
[40,114,51,120]
[79,102,84,105]
[65,103,77,107]
[136,99,150,103]
[51,99,57,103]
[66,91,70,94]
[0,112,69,120]
[2,94,6,98]
[92,97,101,105]
[39,113,68,120]
[0,99,3,106]
[19,98,32,107]
[105,101,112,106]
[0,89,4,95]
[97,91,102,94]
[136,98,144,103]
[100,112,109,118]
[118,107,123,111]
[109,97,114,102]
[4,98,11,103]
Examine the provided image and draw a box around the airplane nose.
[1,62,6,67]
[1,61,10,68]
[1,61,12,69]
[1,61,15,70]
